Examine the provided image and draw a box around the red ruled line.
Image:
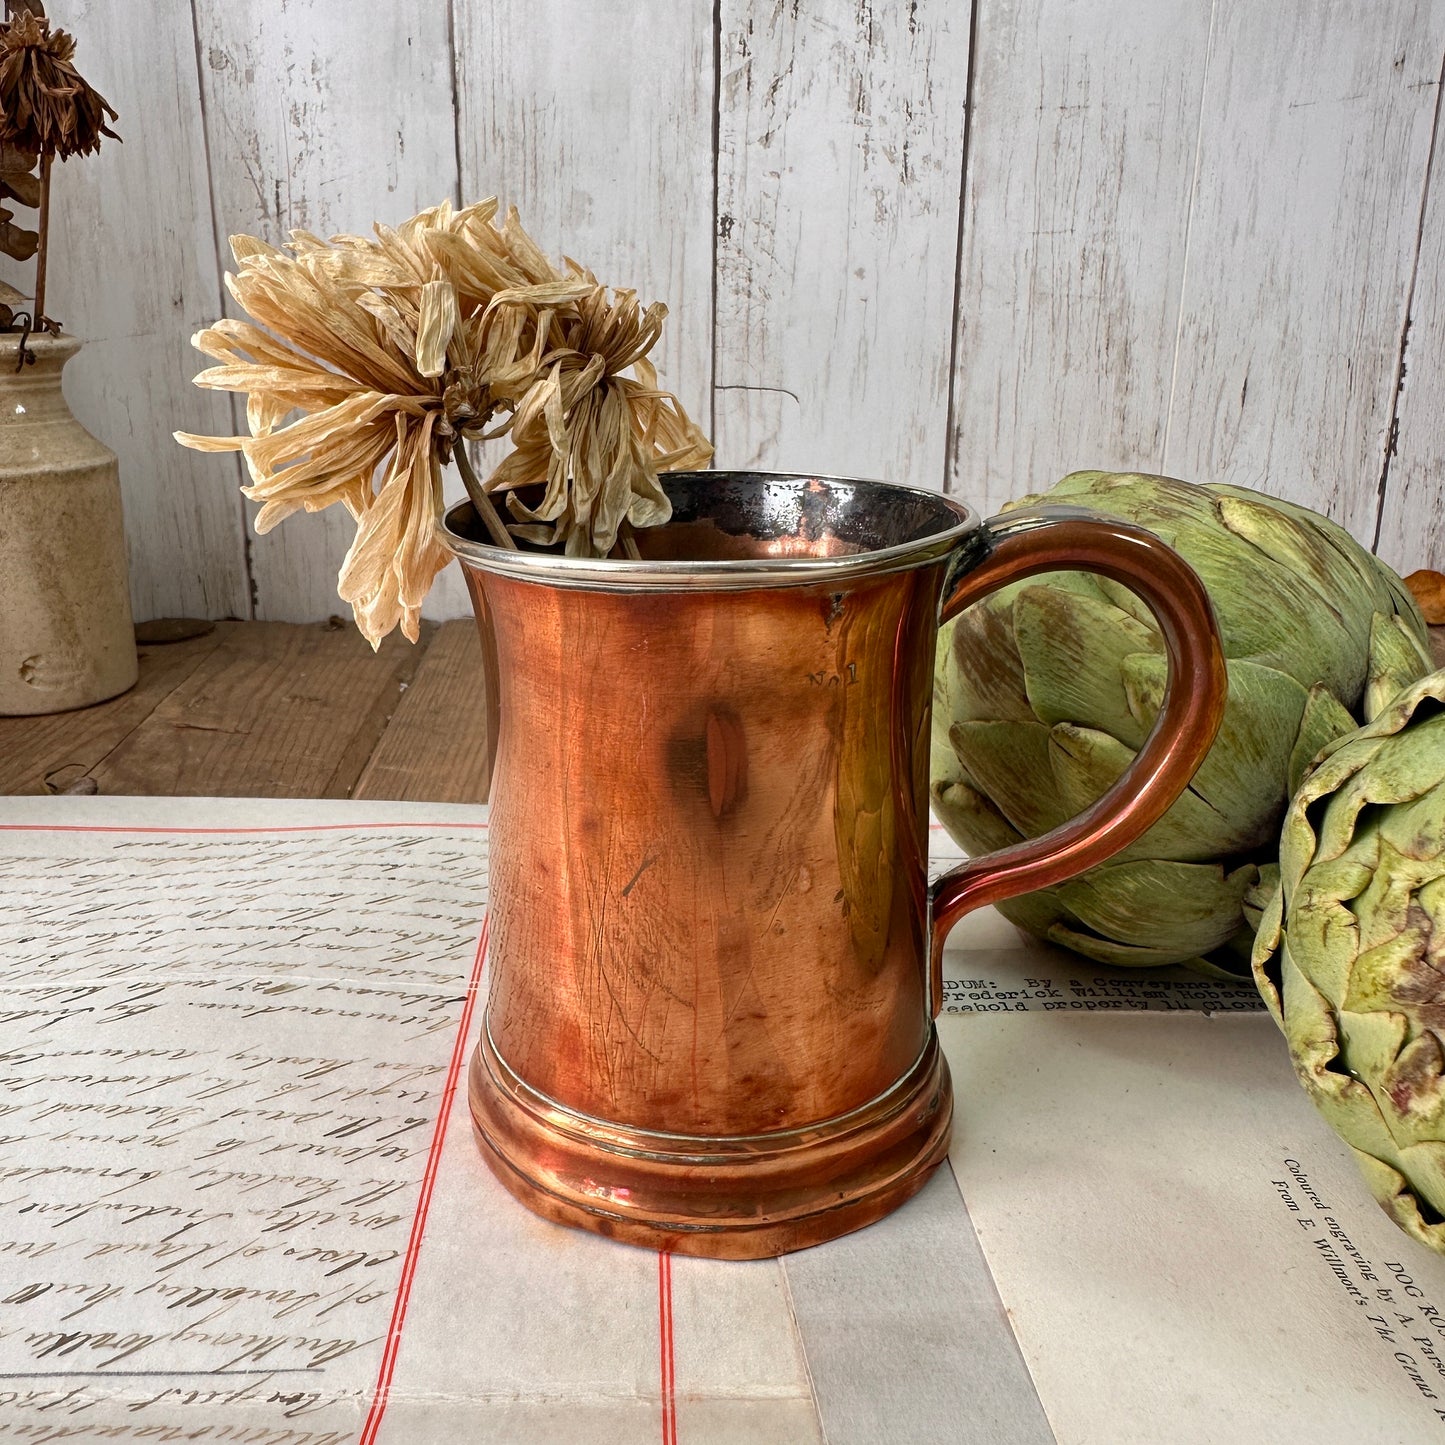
[658,1251,678,1445]
[359,914,489,1445]
[0,820,488,834]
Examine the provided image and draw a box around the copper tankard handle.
[928,508,1227,1015]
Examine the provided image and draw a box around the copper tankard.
[441,472,1225,1258]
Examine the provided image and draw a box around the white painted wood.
[1161,2,1445,542]
[192,0,461,624]
[14,2,1445,620]
[1374,65,1445,575]
[451,0,715,474]
[945,0,1212,515]
[0,0,250,622]
[713,0,971,487]
[450,0,714,621]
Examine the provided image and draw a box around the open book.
[0,797,1438,1444]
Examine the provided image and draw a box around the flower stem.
[619,520,642,559]
[33,153,51,329]
[454,440,518,550]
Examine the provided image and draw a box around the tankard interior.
[442,471,978,579]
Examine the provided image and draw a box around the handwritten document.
[0,798,833,1445]
[0,800,487,1441]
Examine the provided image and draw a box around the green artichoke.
[1253,669,1445,1253]
[933,471,1432,973]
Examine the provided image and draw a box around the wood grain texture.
[449,0,715,604]
[10,2,1445,619]
[353,619,492,803]
[192,0,461,624]
[1161,2,1445,539]
[714,0,971,486]
[1374,52,1445,574]
[946,0,1212,513]
[0,630,223,795]
[0,0,251,623]
[452,0,713,419]
[88,621,427,798]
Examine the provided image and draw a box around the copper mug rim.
[438,469,982,590]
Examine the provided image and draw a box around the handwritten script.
[0,821,486,1440]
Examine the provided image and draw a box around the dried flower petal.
[415,278,458,378]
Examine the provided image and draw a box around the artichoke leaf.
[1335,1003,1409,1086]
[1044,922,1200,969]
[1344,911,1440,1022]
[931,720,968,798]
[931,775,1026,857]
[1419,875,1445,955]
[1364,713,1445,803]
[949,719,1074,838]
[1288,685,1358,797]
[1047,720,1261,863]
[1279,888,1361,1009]
[994,889,1073,942]
[1279,953,1405,1167]
[1316,717,1445,866]
[1348,834,1438,948]
[1378,776,1445,865]
[1125,656,1308,851]
[1240,862,1280,940]
[1353,1149,1445,1254]
[1215,491,1373,632]
[1391,1140,1445,1217]
[1381,1031,1445,1136]
[1045,720,1130,814]
[939,601,1034,724]
[1055,858,1254,955]
[1013,585,1159,748]
[1366,611,1437,721]
[1152,518,1359,692]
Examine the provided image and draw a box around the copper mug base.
[442,472,1224,1260]
[469,1023,952,1259]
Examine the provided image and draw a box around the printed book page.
[937,888,1445,1445]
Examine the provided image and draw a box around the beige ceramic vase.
[0,332,137,714]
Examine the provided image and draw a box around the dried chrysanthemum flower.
[175,198,711,646]
[0,9,119,159]
[0,3,119,320]
[493,280,711,554]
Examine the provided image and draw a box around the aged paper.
[0,797,834,1444]
[938,906,1445,1445]
[0,798,489,1440]
[10,798,1415,1444]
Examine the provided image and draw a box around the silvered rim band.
[436,469,980,591]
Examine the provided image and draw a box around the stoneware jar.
[0,332,137,714]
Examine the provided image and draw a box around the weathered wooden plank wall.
[30,0,250,623]
[192,0,461,623]
[713,0,971,483]
[450,0,715,620]
[15,0,1445,623]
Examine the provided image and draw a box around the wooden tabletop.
[0,619,492,803]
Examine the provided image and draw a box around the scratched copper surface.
[442,474,1224,1257]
